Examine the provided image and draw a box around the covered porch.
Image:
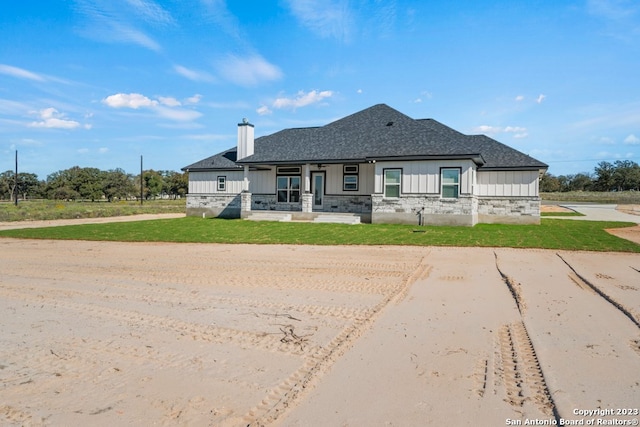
[238,162,373,221]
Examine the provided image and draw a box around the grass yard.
[0,217,638,252]
[541,212,585,217]
[541,191,640,204]
[0,199,184,222]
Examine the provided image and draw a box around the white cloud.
[216,55,282,86]
[273,90,333,109]
[99,147,109,153]
[77,148,90,153]
[473,125,528,138]
[536,94,546,104]
[29,108,81,129]
[103,93,158,109]
[158,96,181,107]
[515,95,525,102]
[73,0,165,51]
[0,98,31,114]
[124,0,175,25]
[474,125,501,134]
[174,65,215,82]
[184,94,202,104]
[284,0,353,42]
[103,92,202,122]
[624,133,640,144]
[155,106,202,121]
[504,126,527,133]
[0,64,46,81]
[599,136,615,145]
[357,89,363,94]
[257,105,272,115]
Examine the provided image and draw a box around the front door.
[311,172,324,210]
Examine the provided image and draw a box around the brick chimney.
[237,118,254,160]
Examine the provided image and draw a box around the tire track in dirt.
[496,323,557,417]
[1,275,373,321]
[0,242,434,425]
[244,254,432,426]
[557,253,640,329]
[0,405,45,427]
[0,287,313,357]
[494,252,526,315]
[493,252,560,422]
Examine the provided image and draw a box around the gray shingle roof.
[418,118,548,170]
[182,147,242,171]
[183,104,548,171]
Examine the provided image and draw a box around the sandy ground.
[1,238,639,426]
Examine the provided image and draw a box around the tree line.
[0,166,188,201]
[2,159,638,201]
[541,160,640,192]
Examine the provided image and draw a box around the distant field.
[541,191,640,204]
[0,199,184,222]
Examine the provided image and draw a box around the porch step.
[313,214,361,225]
[246,212,292,222]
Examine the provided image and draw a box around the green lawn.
[0,217,638,253]
[541,212,585,217]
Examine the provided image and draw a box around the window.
[343,165,359,174]
[217,176,226,191]
[277,176,301,203]
[441,168,460,198]
[276,166,301,174]
[343,175,358,191]
[343,165,359,191]
[384,169,401,198]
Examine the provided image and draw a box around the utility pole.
[140,155,143,205]
[14,150,18,206]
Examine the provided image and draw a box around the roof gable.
[418,118,548,169]
[183,104,548,171]
[239,104,481,164]
[182,147,241,171]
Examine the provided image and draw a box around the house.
[182,104,548,226]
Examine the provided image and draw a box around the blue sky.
[1,0,639,179]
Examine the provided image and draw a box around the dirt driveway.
[1,239,639,426]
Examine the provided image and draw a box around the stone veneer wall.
[477,197,541,224]
[186,194,241,218]
[321,195,372,213]
[250,194,371,214]
[187,193,540,225]
[251,194,300,211]
[371,194,478,226]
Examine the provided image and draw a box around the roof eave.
[479,165,549,171]
[237,158,367,166]
[367,154,485,165]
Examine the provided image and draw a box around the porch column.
[243,165,250,192]
[241,165,251,218]
[304,163,311,193]
[302,163,312,213]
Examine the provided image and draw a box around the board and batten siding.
[188,170,278,194]
[373,160,475,195]
[321,163,374,195]
[476,170,539,197]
